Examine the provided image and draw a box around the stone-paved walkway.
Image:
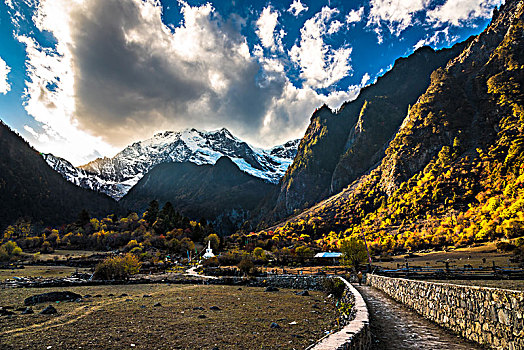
[355,285,482,350]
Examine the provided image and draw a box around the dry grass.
[0,284,336,349]
[373,242,518,269]
[0,266,91,281]
[425,279,524,291]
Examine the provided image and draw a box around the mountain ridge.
[45,128,299,200]
[0,121,119,230]
[120,156,276,234]
[256,0,524,253]
[260,40,470,225]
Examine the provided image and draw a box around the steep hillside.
[120,156,276,234]
[0,121,119,230]
[265,41,468,223]
[258,0,524,253]
[47,128,297,200]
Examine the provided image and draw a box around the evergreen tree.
[144,200,159,226]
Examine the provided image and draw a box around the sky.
[0,0,503,165]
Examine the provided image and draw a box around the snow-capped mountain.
[45,128,299,200]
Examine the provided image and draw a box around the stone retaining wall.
[367,274,524,350]
[249,275,325,290]
[310,277,371,350]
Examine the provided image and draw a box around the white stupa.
[202,240,215,259]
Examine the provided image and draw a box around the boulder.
[264,286,279,292]
[21,307,34,314]
[24,291,82,306]
[40,305,57,315]
[0,307,15,316]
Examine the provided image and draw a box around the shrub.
[496,241,517,252]
[40,241,54,254]
[202,256,219,267]
[237,257,257,276]
[93,253,142,280]
[321,278,345,299]
[0,241,22,261]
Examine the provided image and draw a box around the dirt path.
[355,285,483,350]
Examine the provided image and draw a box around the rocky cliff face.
[258,0,523,249]
[265,42,468,223]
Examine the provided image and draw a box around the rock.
[198,314,207,319]
[143,294,152,298]
[154,303,162,307]
[15,307,26,312]
[193,306,204,310]
[0,308,15,316]
[210,306,221,311]
[40,305,57,315]
[83,294,92,298]
[270,322,280,329]
[265,286,279,292]
[140,305,146,309]
[24,291,82,306]
[21,307,34,314]
[120,293,128,297]
[125,299,133,302]
[108,294,115,297]
[296,290,309,296]
[237,288,242,290]
[94,295,102,298]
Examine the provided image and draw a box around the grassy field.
[29,249,109,262]
[373,242,518,269]
[0,265,91,281]
[0,284,336,349]
[425,279,524,291]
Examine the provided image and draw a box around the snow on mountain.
[44,128,299,200]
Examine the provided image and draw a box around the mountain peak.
[47,127,299,200]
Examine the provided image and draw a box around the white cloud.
[427,0,504,26]
[414,26,458,49]
[289,6,352,89]
[328,20,343,35]
[346,7,364,24]
[360,72,371,86]
[256,6,285,52]
[368,0,429,39]
[288,0,308,17]
[0,57,11,94]
[368,0,503,43]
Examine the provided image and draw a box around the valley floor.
[0,284,335,349]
